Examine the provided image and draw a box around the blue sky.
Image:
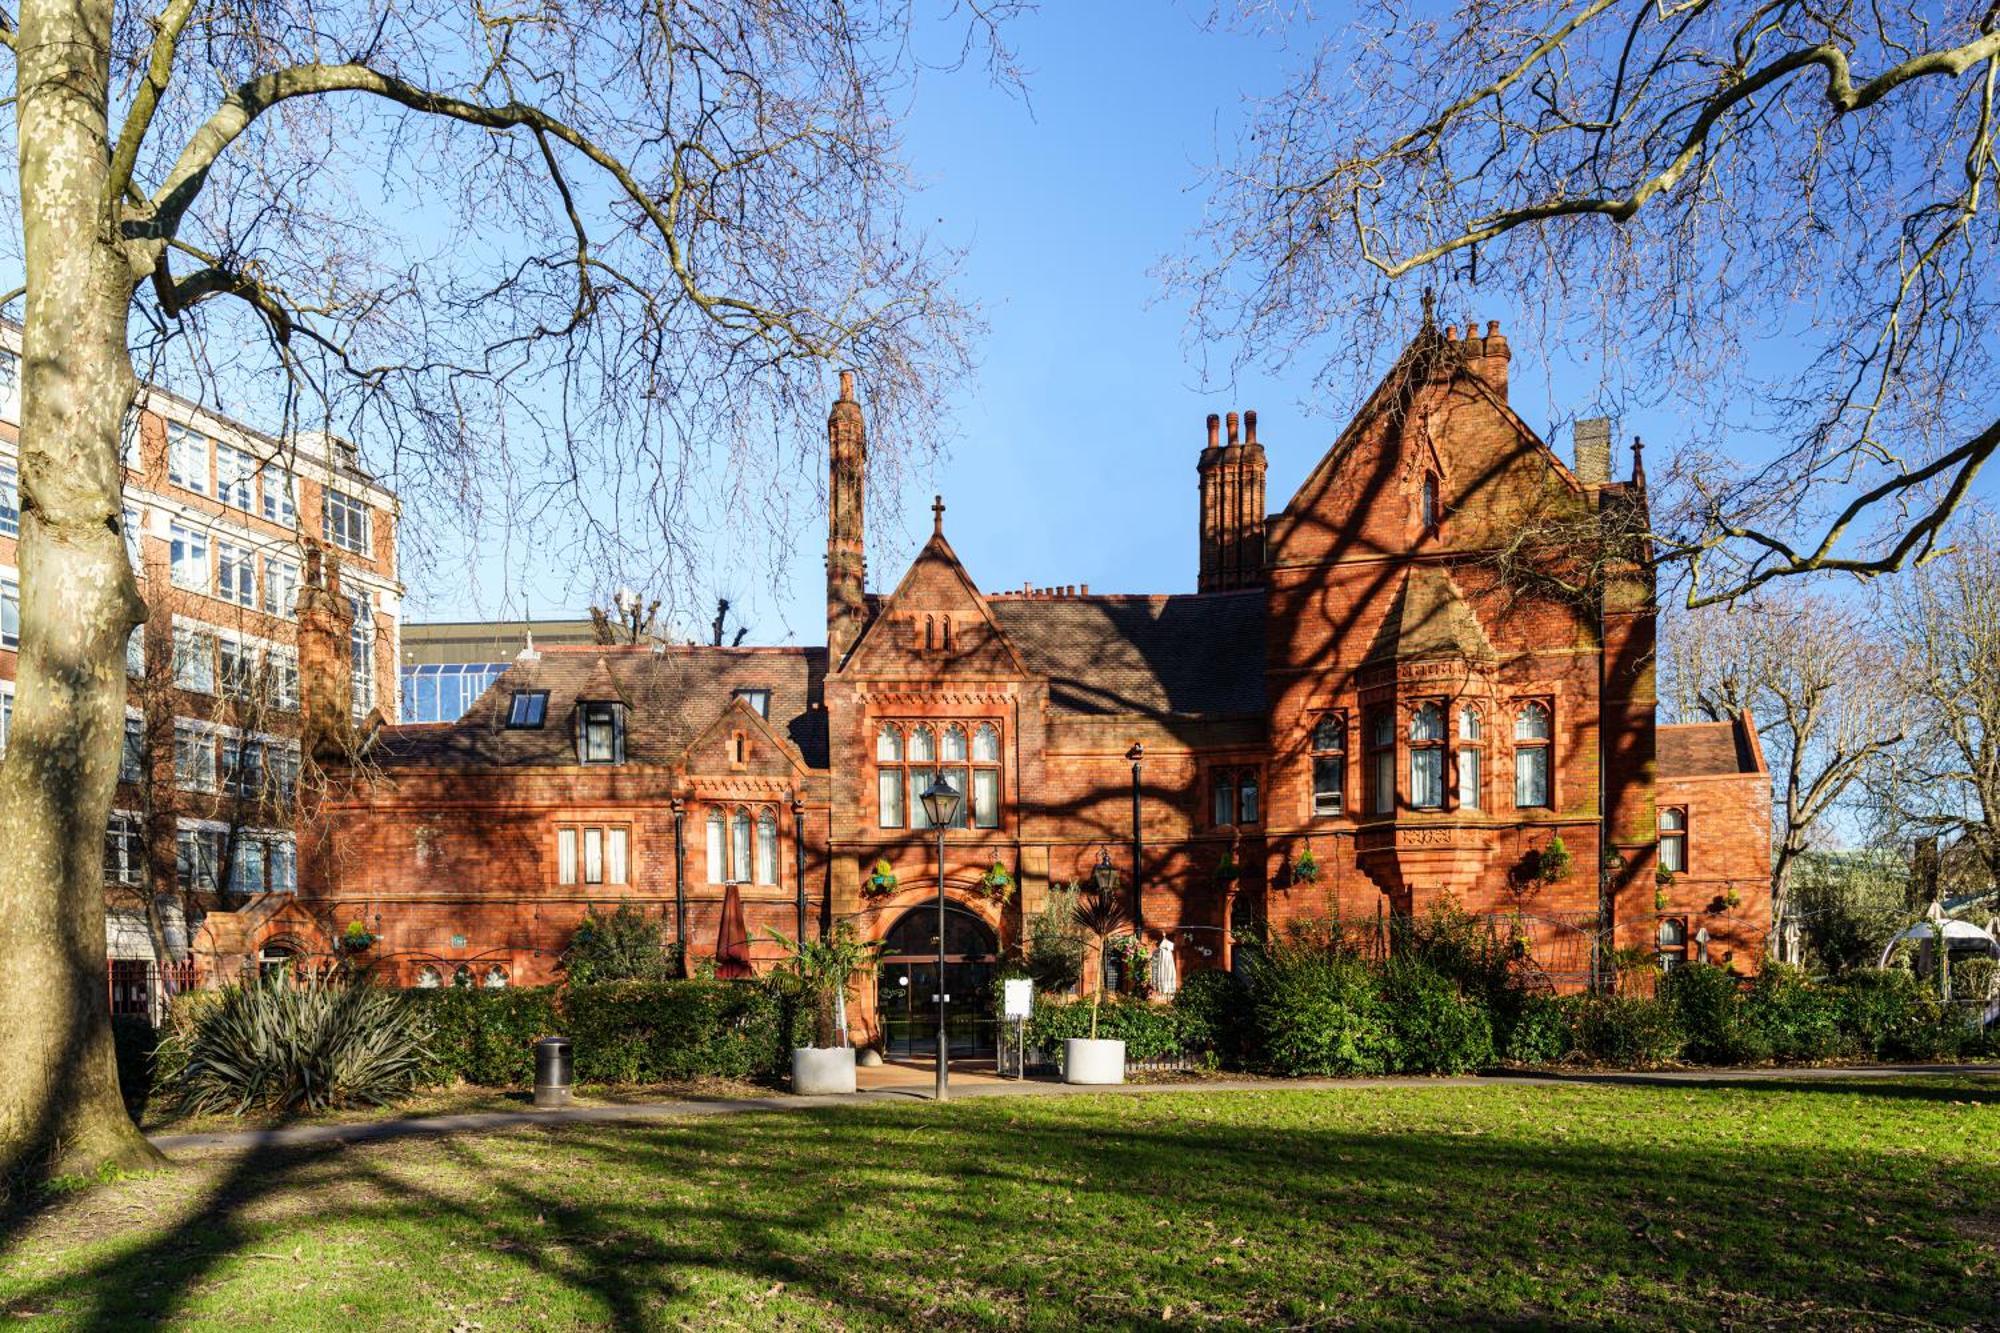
[415,5,1684,640]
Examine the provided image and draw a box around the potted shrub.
[767,923,881,1095]
[1066,875,1131,1084]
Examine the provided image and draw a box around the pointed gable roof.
[1364,567,1499,664]
[678,691,813,775]
[1271,316,1587,542]
[575,655,630,707]
[841,504,1029,678]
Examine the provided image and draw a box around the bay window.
[1514,701,1553,809]
[1369,708,1396,814]
[1457,707,1483,810]
[1409,703,1445,809]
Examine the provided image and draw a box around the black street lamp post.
[1126,742,1145,932]
[919,772,963,1103]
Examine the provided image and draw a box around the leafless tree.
[1868,516,2000,895]
[1660,593,1903,954]
[589,588,663,646]
[0,0,1018,1181]
[1179,0,2000,608]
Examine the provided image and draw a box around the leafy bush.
[1502,994,1569,1065]
[161,975,433,1116]
[1562,994,1682,1066]
[1171,968,1254,1066]
[1742,963,1845,1062]
[562,904,678,984]
[1952,957,1997,1002]
[1249,948,1395,1076]
[1660,963,1762,1064]
[1379,958,1494,1074]
[1027,997,1186,1062]
[1024,883,1086,995]
[1828,969,1968,1061]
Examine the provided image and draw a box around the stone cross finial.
[932,494,945,534]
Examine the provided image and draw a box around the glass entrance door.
[876,958,996,1058]
[875,903,999,1059]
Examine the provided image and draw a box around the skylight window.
[507,690,548,728]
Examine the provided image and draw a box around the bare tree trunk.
[0,0,164,1178]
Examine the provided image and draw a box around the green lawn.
[3,1077,1996,1328]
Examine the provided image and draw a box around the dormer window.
[735,688,771,719]
[578,701,624,764]
[507,690,548,728]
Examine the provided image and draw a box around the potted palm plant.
[1065,857,1132,1084]
[767,922,882,1095]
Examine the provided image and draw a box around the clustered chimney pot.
[1206,413,1220,449]
[1225,411,1240,446]
[1244,410,1258,445]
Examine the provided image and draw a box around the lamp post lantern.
[1125,742,1144,932]
[919,772,963,1102]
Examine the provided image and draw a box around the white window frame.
[323,487,371,555]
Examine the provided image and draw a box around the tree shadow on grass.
[1507,1067,2000,1104]
[1,1086,1996,1329]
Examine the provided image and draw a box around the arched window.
[731,809,752,883]
[706,809,727,883]
[1457,707,1483,810]
[941,724,968,761]
[1656,917,1688,972]
[973,722,1001,762]
[907,726,940,827]
[755,809,778,885]
[452,964,473,988]
[1369,708,1396,813]
[1659,807,1688,874]
[414,964,443,989]
[1311,713,1345,816]
[1420,472,1440,531]
[924,615,935,650]
[1409,703,1445,809]
[483,965,509,989]
[1514,701,1552,808]
[877,724,905,827]
[971,724,1002,828]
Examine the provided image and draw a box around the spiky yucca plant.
[160,973,434,1116]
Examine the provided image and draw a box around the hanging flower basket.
[339,921,378,953]
[862,859,899,899]
[977,860,1015,903]
[1215,850,1241,885]
[1291,842,1320,886]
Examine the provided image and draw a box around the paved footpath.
[150,1061,2000,1156]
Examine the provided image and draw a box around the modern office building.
[0,327,403,974]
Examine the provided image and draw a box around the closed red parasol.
[714,882,753,979]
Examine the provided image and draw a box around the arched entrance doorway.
[875,903,999,1059]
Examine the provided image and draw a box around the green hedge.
[407,979,800,1087]
[1026,996,1189,1062]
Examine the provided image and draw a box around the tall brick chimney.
[1197,409,1267,592]
[1461,319,1510,398]
[1573,417,1612,486]
[296,539,355,762]
[826,370,867,667]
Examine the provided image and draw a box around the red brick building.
[207,315,1771,1045]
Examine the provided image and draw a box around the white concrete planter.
[792,1046,857,1095]
[1063,1037,1126,1085]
